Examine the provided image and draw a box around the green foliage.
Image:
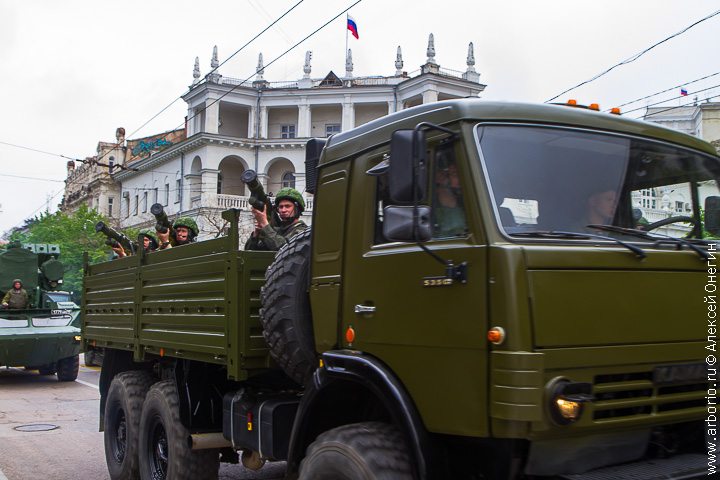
[7,205,120,293]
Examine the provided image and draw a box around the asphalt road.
[0,355,286,480]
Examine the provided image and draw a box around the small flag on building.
[347,15,359,39]
[680,88,688,96]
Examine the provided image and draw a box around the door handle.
[354,304,376,314]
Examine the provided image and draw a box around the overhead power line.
[621,83,720,115]
[546,9,720,103]
[608,71,720,110]
[634,93,720,120]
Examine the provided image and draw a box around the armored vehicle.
[85,99,717,479]
[0,243,81,381]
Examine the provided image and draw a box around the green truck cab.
[85,99,717,479]
[0,243,81,381]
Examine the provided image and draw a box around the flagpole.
[345,13,349,72]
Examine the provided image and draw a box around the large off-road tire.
[105,371,154,480]
[56,354,79,381]
[260,228,315,385]
[138,380,219,480]
[299,422,413,480]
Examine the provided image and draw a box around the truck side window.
[432,144,468,238]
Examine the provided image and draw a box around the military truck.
[84,99,717,480]
[0,243,81,381]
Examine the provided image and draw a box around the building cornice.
[114,133,307,180]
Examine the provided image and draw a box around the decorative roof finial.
[462,41,480,83]
[192,56,201,85]
[466,42,476,72]
[256,52,265,81]
[345,48,354,78]
[395,46,404,76]
[426,33,436,65]
[303,50,312,79]
[211,45,219,69]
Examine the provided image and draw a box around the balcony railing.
[210,194,313,212]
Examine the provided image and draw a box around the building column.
[387,100,395,114]
[204,99,220,134]
[248,106,256,138]
[199,169,220,208]
[259,106,268,139]
[298,100,311,137]
[422,87,439,104]
[341,96,355,132]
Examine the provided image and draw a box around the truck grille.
[592,370,707,421]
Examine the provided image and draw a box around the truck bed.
[83,236,275,380]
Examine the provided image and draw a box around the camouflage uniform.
[2,279,29,309]
[245,188,307,251]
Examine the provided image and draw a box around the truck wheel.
[56,355,79,381]
[261,228,315,385]
[299,422,413,480]
[105,371,154,480]
[138,380,219,480]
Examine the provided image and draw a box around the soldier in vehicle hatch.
[245,188,307,251]
[157,217,198,249]
[2,279,29,309]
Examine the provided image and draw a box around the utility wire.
[123,0,305,143]
[546,9,720,103]
[634,93,720,120]
[607,71,720,111]
[621,83,720,115]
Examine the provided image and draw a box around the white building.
[638,101,720,236]
[113,35,486,242]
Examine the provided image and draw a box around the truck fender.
[286,350,436,480]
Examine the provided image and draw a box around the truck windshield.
[476,124,720,240]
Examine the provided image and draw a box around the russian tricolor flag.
[680,88,688,96]
[347,15,359,39]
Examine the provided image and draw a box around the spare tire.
[260,228,315,385]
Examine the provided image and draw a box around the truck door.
[341,140,490,437]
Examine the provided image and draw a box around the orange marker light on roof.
[589,103,600,111]
[567,99,577,106]
[345,326,355,344]
[610,107,621,115]
[487,326,506,345]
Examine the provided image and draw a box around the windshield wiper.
[587,224,710,261]
[510,230,646,259]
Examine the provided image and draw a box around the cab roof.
[322,99,718,163]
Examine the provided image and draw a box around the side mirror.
[382,205,432,242]
[388,129,427,203]
[705,196,720,235]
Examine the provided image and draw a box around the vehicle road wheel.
[56,354,79,381]
[261,228,315,385]
[38,364,56,375]
[84,350,96,366]
[299,422,413,480]
[138,380,219,480]
[105,371,154,480]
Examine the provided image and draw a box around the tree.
[7,205,125,294]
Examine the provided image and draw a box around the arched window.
[282,172,296,189]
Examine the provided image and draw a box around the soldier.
[2,279,29,309]
[140,229,159,252]
[245,187,307,251]
[157,217,198,249]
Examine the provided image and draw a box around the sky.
[0,0,718,236]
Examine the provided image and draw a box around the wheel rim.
[148,415,168,480]
[111,409,127,464]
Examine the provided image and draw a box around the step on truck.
[84,99,719,480]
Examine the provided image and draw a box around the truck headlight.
[547,378,593,425]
